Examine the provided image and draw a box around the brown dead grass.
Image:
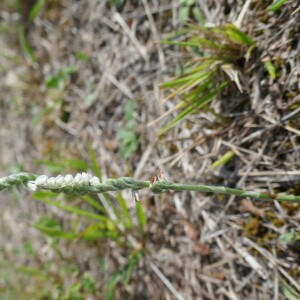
[0,0,300,299]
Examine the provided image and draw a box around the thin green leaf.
[168,71,214,98]
[33,190,61,199]
[197,38,231,50]
[224,24,254,46]
[161,65,212,88]
[81,223,119,240]
[116,192,133,229]
[88,144,102,179]
[18,26,37,62]
[63,159,88,171]
[33,196,108,222]
[28,0,45,21]
[82,230,118,240]
[268,0,286,12]
[136,202,147,233]
[34,224,78,239]
[161,40,200,47]
[158,88,218,135]
[211,150,235,169]
[35,160,66,173]
[82,195,106,213]
[264,61,276,79]
[281,278,300,300]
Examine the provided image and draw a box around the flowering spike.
[2,172,300,204]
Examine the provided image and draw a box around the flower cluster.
[27,172,100,191]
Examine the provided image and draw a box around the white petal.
[90,176,100,186]
[74,173,82,184]
[64,174,73,184]
[28,182,37,191]
[35,175,48,186]
[55,175,64,185]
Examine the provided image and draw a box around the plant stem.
[0,172,300,203]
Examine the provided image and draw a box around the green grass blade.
[281,278,300,300]
[63,159,89,171]
[161,65,211,88]
[116,192,133,229]
[34,224,78,239]
[211,150,235,169]
[168,71,214,98]
[33,196,108,222]
[161,40,200,47]
[158,88,218,135]
[28,0,45,21]
[18,26,37,62]
[268,0,286,12]
[81,223,119,240]
[224,24,254,46]
[264,61,276,79]
[82,195,106,213]
[136,201,147,233]
[88,144,102,179]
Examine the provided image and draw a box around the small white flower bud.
[55,175,64,185]
[81,172,90,184]
[74,173,83,184]
[28,182,37,191]
[64,174,73,184]
[90,176,100,186]
[35,175,48,186]
[47,177,56,187]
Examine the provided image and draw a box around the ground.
[0,1,300,299]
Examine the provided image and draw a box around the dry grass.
[0,0,300,299]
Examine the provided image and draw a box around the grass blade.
[136,202,147,233]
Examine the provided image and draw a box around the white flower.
[28,182,37,191]
[74,173,83,184]
[64,174,73,184]
[47,177,56,187]
[81,172,90,184]
[55,175,64,185]
[35,175,48,186]
[90,176,100,186]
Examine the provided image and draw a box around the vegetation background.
[0,0,299,299]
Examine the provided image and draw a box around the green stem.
[0,172,299,203]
